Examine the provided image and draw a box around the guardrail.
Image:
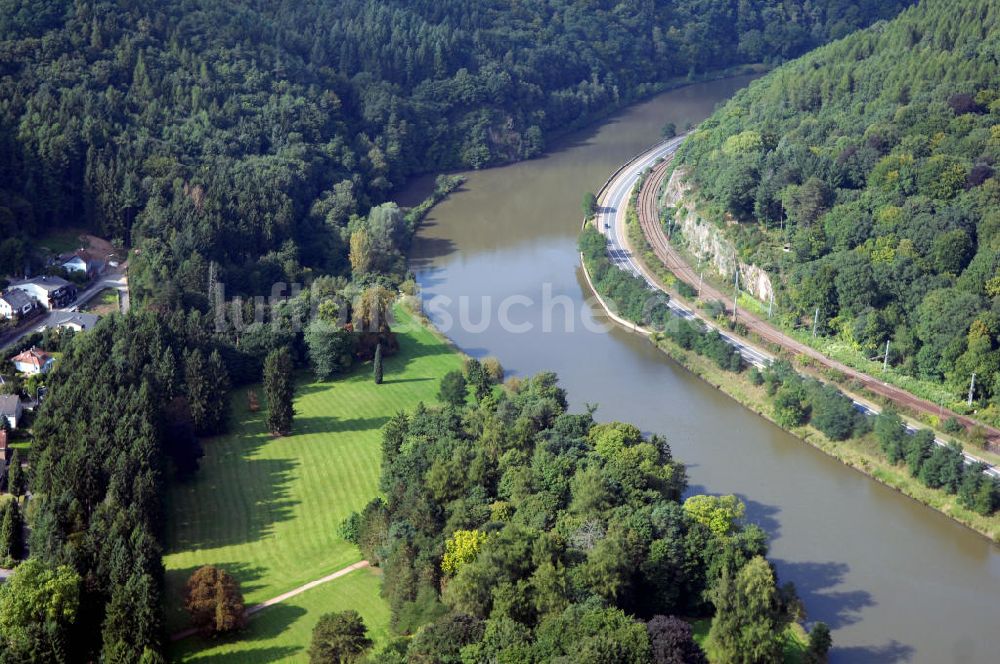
[582,137,681,230]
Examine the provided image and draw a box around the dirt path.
[170,560,370,642]
[637,156,1000,450]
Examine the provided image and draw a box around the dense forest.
[0,0,911,302]
[0,1,922,660]
[346,372,822,663]
[4,311,229,662]
[675,0,1000,414]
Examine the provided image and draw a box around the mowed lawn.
[163,306,462,638]
[172,567,390,663]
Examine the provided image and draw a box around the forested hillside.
[0,0,910,301]
[676,0,1000,414]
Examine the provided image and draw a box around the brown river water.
[400,75,1000,663]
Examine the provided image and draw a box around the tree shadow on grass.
[181,647,301,664]
[295,415,390,435]
[382,376,434,385]
[164,562,269,635]
[770,559,875,630]
[166,562,269,600]
[244,603,310,642]
[167,436,300,552]
[389,331,456,369]
[172,605,309,663]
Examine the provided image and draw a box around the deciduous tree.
[438,370,467,408]
[646,615,706,664]
[708,556,783,664]
[308,610,373,664]
[183,565,247,636]
[0,559,80,657]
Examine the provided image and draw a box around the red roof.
[11,348,51,369]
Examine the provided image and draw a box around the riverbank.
[658,165,1000,447]
[406,72,1000,659]
[580,239,1000,543]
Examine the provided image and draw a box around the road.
[593,138,1000,478]
[0,270,128,350]
[595,136,771,368]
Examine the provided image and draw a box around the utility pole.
[733,269,739,324]
[968,372,976,406]
[768,290,774,319]
[812,307,820,337]
[698,271,704,297]
[882,339,890,373]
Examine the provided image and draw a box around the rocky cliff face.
[663,167,774,304]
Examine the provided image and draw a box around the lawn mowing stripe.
[164,306,463,640]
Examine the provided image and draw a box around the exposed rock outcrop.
[662,167,774,304]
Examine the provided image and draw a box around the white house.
[11,348,54,376]
[10,276,77,310]
[0,290,37,320]
[0,394,22,430]
[60,249,105,277]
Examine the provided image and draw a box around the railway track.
[634,146,1000,469]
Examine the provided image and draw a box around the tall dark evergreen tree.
[263,348,295,436]
[206,350,231,432]
[0,499,23,563]
[184,349,212,434]
[6,448,24,498]
[373,342,384,385]
[805,622,832,664]
[186,348,231,435]
[26,312,216,661]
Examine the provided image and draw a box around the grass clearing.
[163,305,463,640]
[82,288,119,315]
[35,229,85,255]
[171,567,390,663]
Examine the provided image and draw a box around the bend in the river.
[402,75,1000,664]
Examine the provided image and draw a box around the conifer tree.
[373,342,384,385]
[7,449,24,498]
[184,348,211,434]
[0,499,23,563]
[206,349,231,432]
[264,348,295,436]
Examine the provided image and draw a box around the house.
[0,289,37,320]
[59,249,105,278]
[10,276,77,310]
[43,311,100,333]
[11,348,54,376]
[0,394,22,431]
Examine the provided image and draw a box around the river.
[400,75,1000,663]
